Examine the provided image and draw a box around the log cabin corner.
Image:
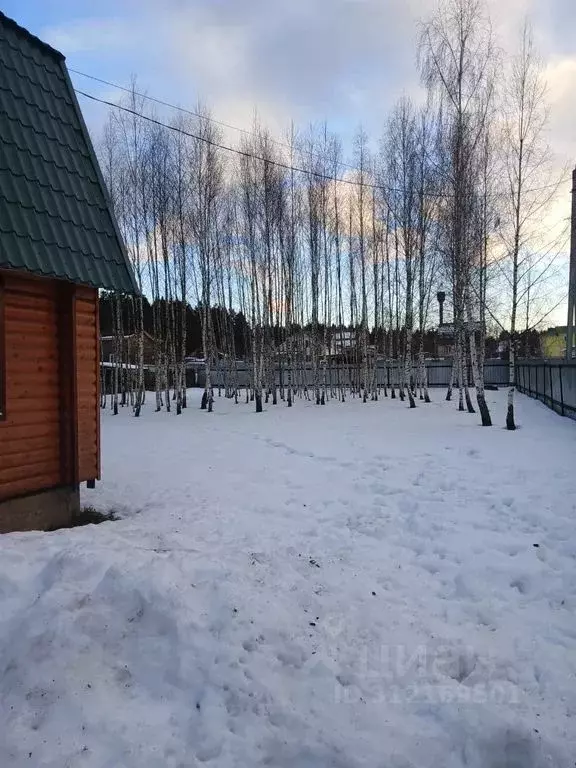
[0,12,138,533]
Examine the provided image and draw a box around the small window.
[0,277,5,420]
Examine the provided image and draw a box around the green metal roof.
[0,12,138,293]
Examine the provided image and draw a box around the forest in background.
[98,293,544,362]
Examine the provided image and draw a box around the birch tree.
[189,109,224,413]
[420,0,495,425]
[385,100,419,407]
[500,20,561,430]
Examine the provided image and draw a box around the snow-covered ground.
[1,390,575,767]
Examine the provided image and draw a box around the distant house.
[100,331,156,367]
[436,321,482,358]
[278,333,330,361]
[436,323,455,358]
[330,329,356,356]
[0,13,138,532]
[277,330,368,361]
[540,326,569,358]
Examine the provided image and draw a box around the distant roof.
[100,331,155,342]
[0,12,138,293]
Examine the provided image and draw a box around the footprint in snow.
[510,577,530,595]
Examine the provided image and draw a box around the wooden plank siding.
[0,273,61,501]
[74,286,99,482]
[0,272,100,503]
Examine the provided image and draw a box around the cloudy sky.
[5,0,575,154]
[5,0,574,323]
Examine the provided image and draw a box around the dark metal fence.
[422,360,510,387]
[515,360,576,419]
[100,359,511,391]
[100,365,198,395]
[100,359,576,420]
[203,359,510,389]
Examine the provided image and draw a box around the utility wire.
[77,89,396,192]
[71,68,572,198]
[76,88,571,199]
[69,67,360,172]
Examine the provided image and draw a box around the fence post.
[539,364,543,403]
[548,364,553,409]
[559,365,565,416]
[520,364,524,393]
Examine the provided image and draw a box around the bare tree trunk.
[446,357,455,401]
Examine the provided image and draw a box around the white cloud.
[42,17,139,54]
[41,0,575,180]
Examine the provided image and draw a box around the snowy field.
[1,390,575,767]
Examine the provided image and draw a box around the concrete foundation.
[0,486,80,534]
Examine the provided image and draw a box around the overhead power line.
[76,89,401,193]
[76,87,571,200]
[69,67,360,172]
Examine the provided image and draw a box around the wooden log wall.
[0,271,99,503]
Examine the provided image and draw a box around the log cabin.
[0,13,138,532]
